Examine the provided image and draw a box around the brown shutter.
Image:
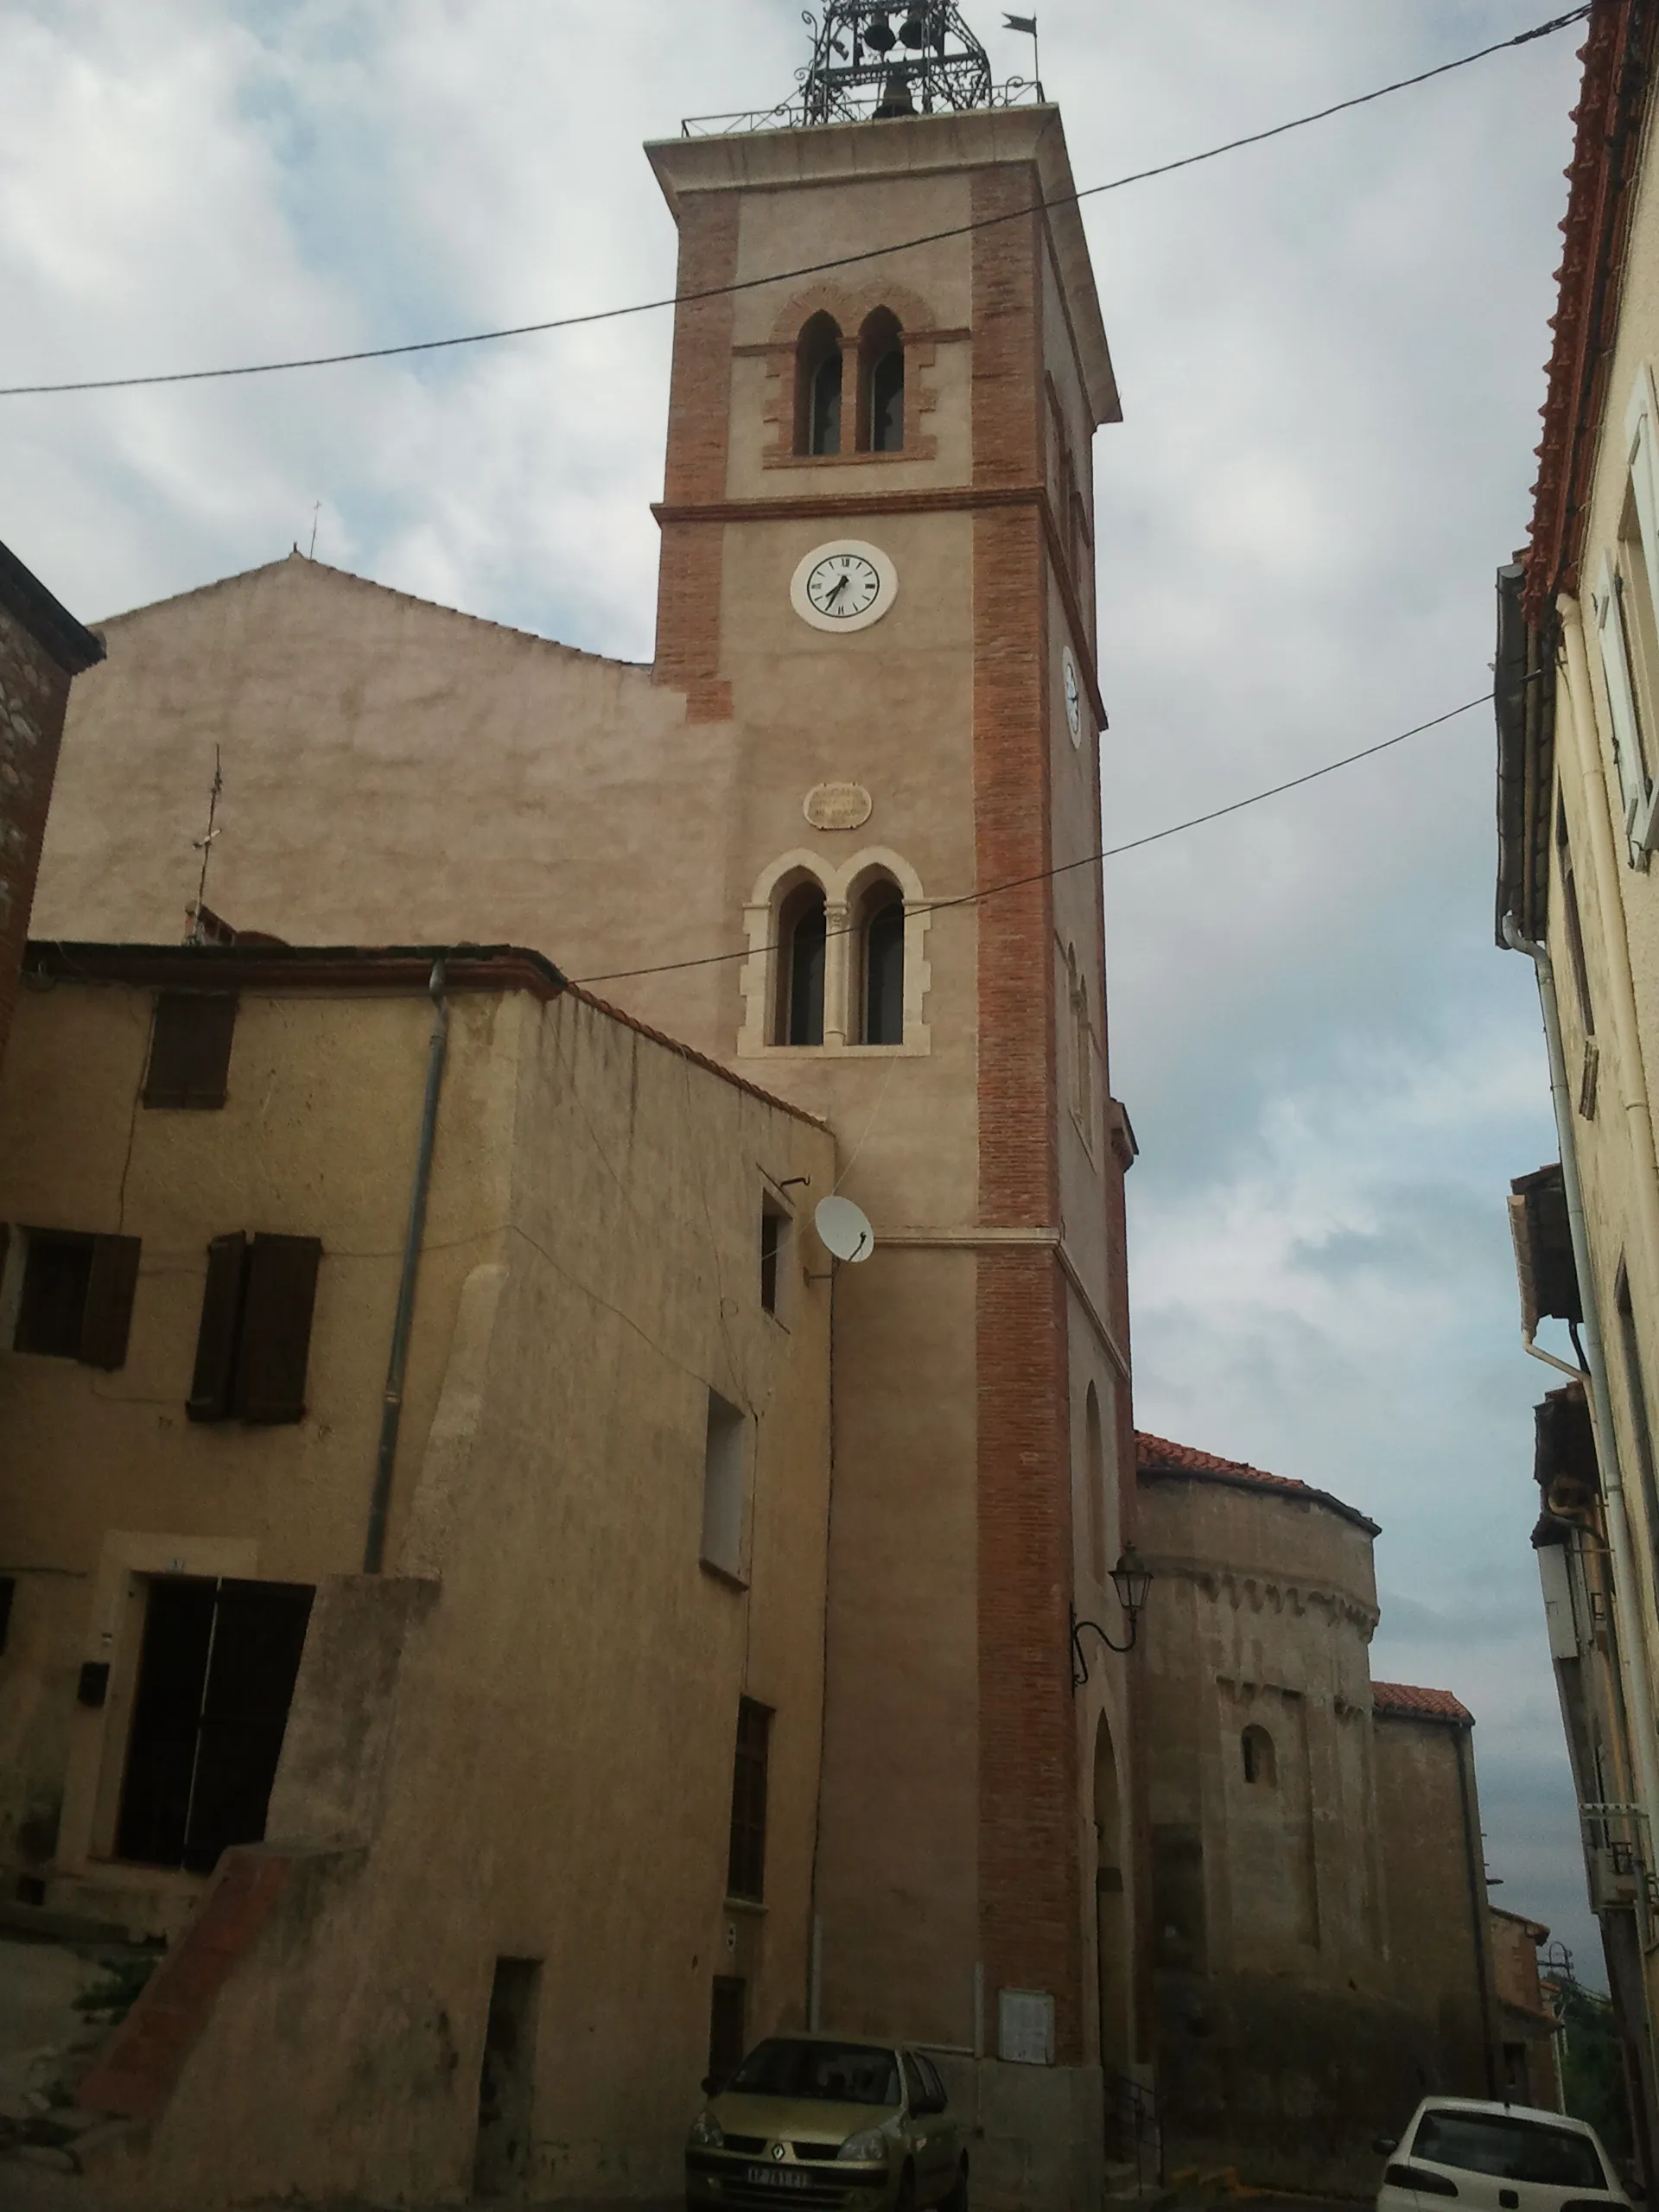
[143,993,238,1109]
[232,1235,321,1424]
[79,1236,142,1370]
[188,1233,248,1421]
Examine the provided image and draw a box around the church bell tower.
[647,11,1139,2199]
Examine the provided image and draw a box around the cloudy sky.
[1,3,1599,1967]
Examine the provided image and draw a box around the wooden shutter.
[79,1235,142,1370]
[1626,367,1659,623]
[1596,553,1651,855]
[143,994,238,1109]
[232,1235,321,1424]
[188,1233,248,1422]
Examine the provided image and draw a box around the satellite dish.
[815,1196,875,1264]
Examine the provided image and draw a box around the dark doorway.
[474,1957,542,2197]
[115,1577,313,1873]
[709,1974,747,2089]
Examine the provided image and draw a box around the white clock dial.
[1063,650,1084,746]
[790,540,899,634]
[807,553,880,619]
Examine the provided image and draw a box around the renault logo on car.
[770,2143,785,2161]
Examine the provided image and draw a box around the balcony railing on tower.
[682,3,1042,137]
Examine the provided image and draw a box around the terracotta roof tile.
[1372,1681,1475,1727]
[1135,1432,1381,1536]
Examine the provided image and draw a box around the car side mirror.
[1374,2139,1398,2157]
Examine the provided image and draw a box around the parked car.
[686,2034,968,2212]
[1376,2097,1631,2212]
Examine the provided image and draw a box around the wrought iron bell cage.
[800,3,995,124]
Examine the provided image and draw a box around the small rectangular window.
[13,1230,141,1369]
[143,993,238,1109]
[0,1577,15,1657]
[760,1207,785,1316]
[188,1232,321,1424]
[701,1389,747,1580]
[726,1696,772,1904]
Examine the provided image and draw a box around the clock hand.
[823,575,849,606]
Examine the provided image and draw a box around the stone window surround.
[749,282,950,469]
[739,845,932,1059]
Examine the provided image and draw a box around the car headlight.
[837,2127,888,2164]
[690,2111,726,2149]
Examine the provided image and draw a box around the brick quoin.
[972,173,1084,2059]
[655,194,741,724]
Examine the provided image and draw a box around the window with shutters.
[854,875,906,1046]
[775,882,828,1047]
[1601,365,1659,863]
[143,993,238,1109]
[188,1232,322,1424]
[726,1696,772,1904]
[8,1228,141,1369]
[760,1204,786,1319]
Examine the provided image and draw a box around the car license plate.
[745,2168,813,2191]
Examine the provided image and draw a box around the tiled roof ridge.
[1371,1681,1475,1727]
[1523,0,1659,620]
[91,550,646,673]
[1135,1431,1382,1536]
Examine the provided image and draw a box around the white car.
[1377,2097,1631,2212]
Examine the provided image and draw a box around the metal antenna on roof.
[188,746,224,944]
[308,501,321,559]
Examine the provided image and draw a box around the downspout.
[1452,1720,1500,2100]
[363,958,449,1574]
[1503,914,1659,1830]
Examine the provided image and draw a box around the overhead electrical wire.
[0,8,1590,400]
[572,691,1491,986]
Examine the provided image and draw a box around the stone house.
[1136,1433,1498,2198]
[1494,0,1659,2169]
[1489,1905,1564,2112]
[0,936,835,2205]
[0,538,103,1070]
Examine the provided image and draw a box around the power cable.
[0,10,1589,400]
[572,690,1491,986]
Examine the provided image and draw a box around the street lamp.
[1071,1547,1154,1688]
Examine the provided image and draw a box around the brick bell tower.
[647,8,1141,2200]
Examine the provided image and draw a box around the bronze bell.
[873,65,915,117]
[863,14,895,50]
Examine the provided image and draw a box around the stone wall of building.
[0,546,101,1071]
[1136,1436,1497,2197]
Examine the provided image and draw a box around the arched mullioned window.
[797,314,843,457]
[1241,1725,1276,1788]
[775,881,828,1046]
[858,308,905,453]
[857,878,906,1045]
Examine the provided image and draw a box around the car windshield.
[728,2039,900,2107]
[1412,2109,1606,2190]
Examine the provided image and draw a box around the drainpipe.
[1503,915,1659,1834]
[363,958,449,1574]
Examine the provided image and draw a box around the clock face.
[807,552,880,620]
[1063,650,1084,745]
[790,540,899,634]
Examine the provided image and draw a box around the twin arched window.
[773,874,906,1046]
[795,310,906,458]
